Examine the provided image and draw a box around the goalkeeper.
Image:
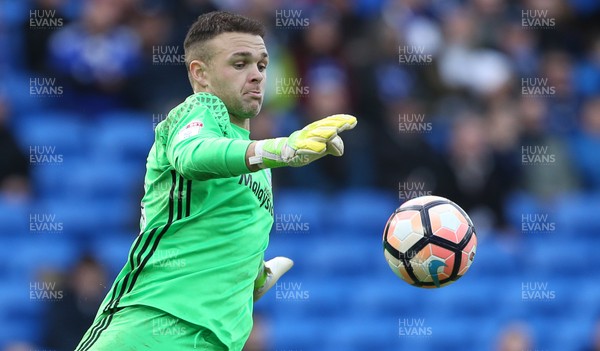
[75,11,356,351]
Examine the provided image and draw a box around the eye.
[233,62,246,69]
[258,63,267,72]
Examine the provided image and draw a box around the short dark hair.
[184,11,266,66]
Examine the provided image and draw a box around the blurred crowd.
[2,0,600,232]
[2,0,600,350]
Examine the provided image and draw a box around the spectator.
[22,0,69,74]
[575,34,600,98]
[0,96,30,199]
[517,96,580,198]
[540,50,580,136]
[497,21,539,77]
[582,318,600,351]
[42,255,108,351]
[494,322,535,351]
[373,99,442,194]
[2,342,38,351]
[440,110,514,230]
[276,62,370,190]
[46,0,142,114]
[437,5,513,98]
[242,312,271,351]
[570,96,600,191]
[125,5,191,112]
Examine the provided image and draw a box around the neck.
[230,115,250,130]
[193,88,251,131]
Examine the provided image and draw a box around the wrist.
[251,138,290,169]
[245,142,261,172]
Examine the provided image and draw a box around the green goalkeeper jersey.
[97,92,273,350]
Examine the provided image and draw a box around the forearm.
[172,138,256,180]
[245,141,260,172]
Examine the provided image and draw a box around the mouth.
[245,90,262,99]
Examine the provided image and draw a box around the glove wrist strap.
[252,138,289,169]
[249,140,267,169]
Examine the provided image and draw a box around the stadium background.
[1,0,600,350]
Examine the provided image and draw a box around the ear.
[189,59,210,89]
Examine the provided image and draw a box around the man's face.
[202,32,268,120]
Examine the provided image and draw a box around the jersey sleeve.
[164,94,252,180]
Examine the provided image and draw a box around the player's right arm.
[165,95,357,180]
[164,97,252,180]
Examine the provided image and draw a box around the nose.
[249,65,264,84]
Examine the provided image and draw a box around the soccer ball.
[382,195,477,288]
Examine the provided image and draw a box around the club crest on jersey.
[176,121,203,141]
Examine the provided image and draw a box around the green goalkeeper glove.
[253,256,294,302]
[250,114,357,168]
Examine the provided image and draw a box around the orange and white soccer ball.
[383,195,477,288]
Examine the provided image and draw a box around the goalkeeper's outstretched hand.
[253,257,294,302]
[250,114,357,169]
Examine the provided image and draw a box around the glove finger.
[326,135,344,156]
[293,134,329,154]
[303,114,357,134]
[313,114,358,133]
[305,126,338,142]
[295,147,325,156]
[331,114,358,133]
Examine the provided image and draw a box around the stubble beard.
[233,97,262,119]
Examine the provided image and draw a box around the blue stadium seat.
[91,112,154,163]
[330,189,398,233]
[0,277,25,320]
[573,281,600,310]
[470,316,515,349]
[349,274,421,317]
[324,316,398,351]
[12,111,88,157]
[35,197,138,239]
[7,235,80,279]
[300,235,381,277]
[272,189,330,234]
[262,275,351,320]
[425,317,480,351]
[552,313,596,350]
[30,159,74,200]
[424,277,497,317]
[90,232,136,279]
[67,159,145,201]
[522,237,592,276]
[0,273,45,344]
[264,234,311,269]
[0,196,31,236]
[32,156,144,201]
[554,192,600,238]
[271,315,327,351]
[0,72,45,117]
[503,191,547,230]
[468,236,519,277]
[0,0,29,27]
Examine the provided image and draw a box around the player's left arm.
[246,114,358,171]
